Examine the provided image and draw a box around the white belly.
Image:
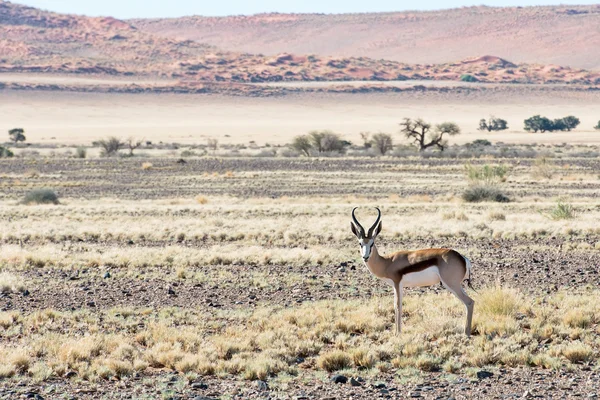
[401,266,441,288]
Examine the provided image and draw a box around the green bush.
[0,146,14,158]
[548,200,575,220]
[75,147,87,159]
[462,185,510,203]
[594,120,600,130]
[21,189,60,205]
[460,74,478,82]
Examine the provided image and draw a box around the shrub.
[478,116,508,132]
[0,146,14,158]
[460,74,478,82]
[97,137,124,157]
[20,189,59,205]
[462,185,510,203]
[291,135,312,157]
[75,147,87,158]
[594,120,600,130]
[548,200,575,220]
[466,139,492,148]
[207,138,218,151]
[370,133,393,155]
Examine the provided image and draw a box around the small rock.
[177,159,187,164]
[350,377,362,387]
[338,267,346,272]
[192,397,215,400]
[168,288,176,296]
[64,371,77,379]
[256,380,268,391]
[22,289,30,296]
[523,391,533,398]
[331,374,348,384]
[374,382,387,389]
[190,382,208,390]
[476,370,494,380]
[103,272,111,279]
[86,301,96,308]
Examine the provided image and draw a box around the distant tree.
[98,136,124,157]
[478,116,508,132]
[371,133,393,155]
[9,128,26,143]
[126,137,143,156]
[359,132,372,148]
[595,120,600,130]
[308,130,345,153]
[558,116,580,131]
[551,118,567,132]
[400,118,461,152]
[291,135,312,157]
[524,115,554,133]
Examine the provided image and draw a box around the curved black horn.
[367,207,381,237]
[351,207,366,235]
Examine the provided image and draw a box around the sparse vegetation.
[399,118,461,152]
[207,138,219,151]
[594,120,600,130]
[532,156,555,179]
[462,185,510,203]
[20,189,59,205]
[478,116,508,132]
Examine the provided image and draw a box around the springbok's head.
[350,207,382,262]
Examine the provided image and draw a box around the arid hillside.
[132,5,600,69]
[1,1,600,92]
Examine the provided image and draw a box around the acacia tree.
[126,137,143,156]
[9,128,26,143]
[359,132,372,148]
[594,120,600,130]
[291,135,312,156]
[399,118,461,152]
[559,116,580,131]
[371,133,393,155]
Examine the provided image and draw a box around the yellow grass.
[0,288,599,381]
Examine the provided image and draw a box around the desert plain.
[2,1,600,399]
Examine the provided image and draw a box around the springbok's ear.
[374,221,382,237]
[351,222,359,238]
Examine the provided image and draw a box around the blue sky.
[15,0,599,18]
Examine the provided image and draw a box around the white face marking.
[359,238,374,261]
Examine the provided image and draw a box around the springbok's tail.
[462,255,477,293]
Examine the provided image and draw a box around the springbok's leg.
[393,283,403,335]
[442,282,475,337]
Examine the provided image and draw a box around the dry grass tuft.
[195,195,209,204]
[141,162,153,170]
[317,351,352,372]
[0,272,27,294]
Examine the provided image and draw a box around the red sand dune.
[132,5,600,69]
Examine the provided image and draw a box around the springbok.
[350,207,474,336]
